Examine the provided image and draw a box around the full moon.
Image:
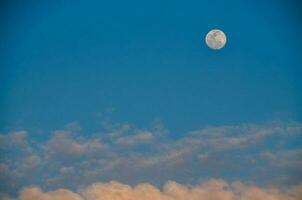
[205,29,227,50]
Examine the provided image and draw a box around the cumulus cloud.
[3,179,302,200]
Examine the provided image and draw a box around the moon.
[205,29,227,50]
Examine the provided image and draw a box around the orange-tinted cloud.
[19,187,83,200]
[3,179,302,200]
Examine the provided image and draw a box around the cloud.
[23,155,41,168]
[43,131,106,159]
[260,149,302,169]
[1,120,302,194]
[3,179,302,200]
[0,131,32,154]
[64,122,82,132]
[19,187,83,200]
[136,148,191,168]
[182,124,288,151]
[60,166,75,175]
[115,131,154,146]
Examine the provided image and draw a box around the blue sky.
[1,0,302,132]
[0,0,302,199]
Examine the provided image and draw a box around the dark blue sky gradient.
[1,0,302,134]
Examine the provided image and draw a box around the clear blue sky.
[1,0,301,133]
[0,0,302,197]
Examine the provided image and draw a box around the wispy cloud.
[43,130,107,159]
[114,131,154,146]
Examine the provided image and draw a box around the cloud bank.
[1,120,302,194]
[2,179,302,200]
